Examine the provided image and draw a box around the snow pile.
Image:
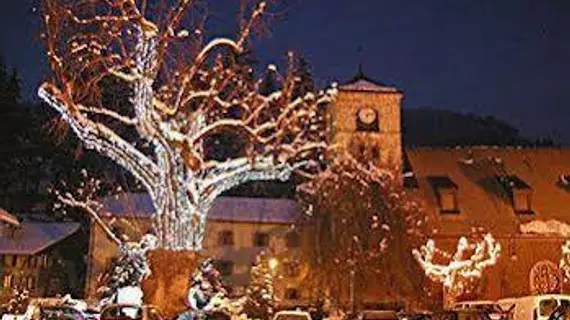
[520,220,570,237]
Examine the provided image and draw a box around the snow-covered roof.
[0,208,20,227]
[520,220,570,237]
[405,147,570,235]
[338,78,400,93]
[338,68,400,93]
[101,194,301,224]
[0,222,81,255]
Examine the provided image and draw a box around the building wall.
[0,232,84,300]
[419,235,568,306]
[87,217,302,305]
[329,90,403,172]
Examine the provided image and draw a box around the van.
[496,294,570,320]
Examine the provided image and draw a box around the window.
[3,274,12,288]
[513,190,533,213]
[358,144,366,159]
[27,277,35,290]
[215,260,234,277]
[496,175,533,214]
[440,191,458,212]
[286,232,301,248]
[253,232,269,247]
[557,174,570,191]
[427,176,459,213]
[284,288,300,300]
[540,299,558,317]
[218,230,234,246]
[370,146,380,161]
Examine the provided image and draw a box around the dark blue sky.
[1,0,570,143]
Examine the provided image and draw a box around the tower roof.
[339,64,401,93]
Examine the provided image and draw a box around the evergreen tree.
[259,70,279,96]
[244,251,276,319]
[292,57,315,99]
[6,287,29,314]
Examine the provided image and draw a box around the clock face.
[358,108,377,125]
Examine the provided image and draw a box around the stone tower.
[328,68,403,174]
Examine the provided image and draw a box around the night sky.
[1,0,569,143]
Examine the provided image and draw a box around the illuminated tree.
[559,240,570,282]
[39,0,337,251]
[244,251,276,319]
[412,233,501,304]
[297,156,429,308]
[51,170,157,304]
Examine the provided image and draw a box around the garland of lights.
[412,233,501,297]
[39,0,338,251]
[559,241,570,282]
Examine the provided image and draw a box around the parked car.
[82,308,100,320]
[497,294,570,320]
[273,310,313,320]
[548,303,570,320]
[99,304,164,320]
[32,305,87,320]
[358,310,399,320]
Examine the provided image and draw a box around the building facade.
[0,209,83,301]
[87,195,305,308]
[330,71,570,307]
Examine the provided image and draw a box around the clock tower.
[328,68,403,174]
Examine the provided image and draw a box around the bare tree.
[50,169,157,304]
[412,234,501,304]
[297,156,429,308]
[560,241,570,282]
[39,0,337,250]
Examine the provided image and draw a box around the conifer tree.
[245,251,276,319]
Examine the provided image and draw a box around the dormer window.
[558,174,570,191]
[428,176,459,213]
[496,175,533,214]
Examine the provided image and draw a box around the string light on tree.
[39,0,337,251]
[412,233,501,298]
[559,240,570,282]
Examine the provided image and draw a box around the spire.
[356,45,365,79]
[356,62,365,80]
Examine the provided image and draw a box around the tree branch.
[39,84,160,194]
[56,191,121,246]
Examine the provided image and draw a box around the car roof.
[275,311,311,315]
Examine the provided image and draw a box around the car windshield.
[361,311,399,320]
[274,314,310,320]
[539,299,558,317]
[40,307,84,320]
[101,306,142,320]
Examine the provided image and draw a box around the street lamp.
[269,258,279,272]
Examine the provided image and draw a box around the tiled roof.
[101,194,301,224]
[0,222,81,255]
[0,208,20,227]
[405,147,570,236]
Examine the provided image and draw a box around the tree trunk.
[142,250,201,317]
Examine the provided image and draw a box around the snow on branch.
[39,0,336,250]
[412,234,501,296]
